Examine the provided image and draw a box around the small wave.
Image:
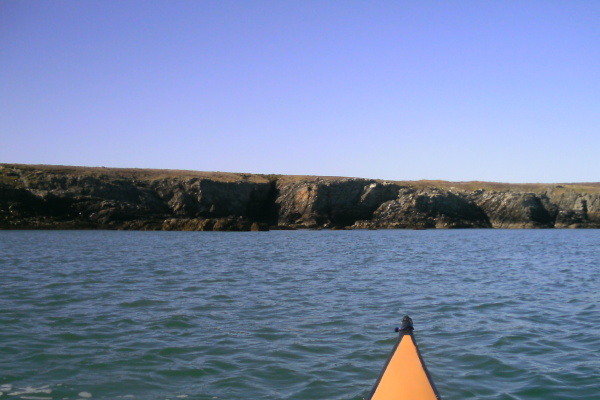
[267,349,305,361]
[161,319,196,329]
[289,342,337,355]
[55,332,86,341]
[119,299,167,307]
[472,301,511,310]
[209,294,232,301]
[149,315,197,330]
[159,367,217,378]
[156,346,194,356]
[6,385,52,396]
[255,331,289,341]
[492,333,530,347]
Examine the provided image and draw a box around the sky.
[1,1,599,183]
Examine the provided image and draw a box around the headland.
[1,164,599,230]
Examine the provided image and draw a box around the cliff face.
[469,191,555,228]
[362,188,492,229]
[1,164,599,230]
[274,179,400,228]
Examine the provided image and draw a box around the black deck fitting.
[395,315,414,332]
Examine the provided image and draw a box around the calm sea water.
[0,230,599,400]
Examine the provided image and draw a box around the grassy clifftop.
[2,163,599,192]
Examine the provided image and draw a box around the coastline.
[1,164,599,231]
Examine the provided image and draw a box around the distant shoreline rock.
[1,164,599,231]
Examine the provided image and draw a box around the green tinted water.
[1,230,599,399]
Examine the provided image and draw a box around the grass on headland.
[1,163,599,194]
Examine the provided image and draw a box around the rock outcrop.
[1,164,599,230]
[274,178,400,228]
[355,188,492,229]
[542,187,600,228]
[468,190,554,228]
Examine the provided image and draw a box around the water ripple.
[1,230,599,399]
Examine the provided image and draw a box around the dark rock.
[543,188,600,227]
[275,179,400,228]
[364,188,491,229]
[469,191,553,228]
[250,222,269,231]
[2,164,600,230]
[212,217,252,232]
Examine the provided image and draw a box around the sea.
[0,229,598,400]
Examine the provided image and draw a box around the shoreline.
[2,164,599,231]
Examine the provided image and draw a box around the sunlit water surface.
[1,230,599,399]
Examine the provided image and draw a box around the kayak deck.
[367,316,441,400]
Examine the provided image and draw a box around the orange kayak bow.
[367,316,442,400]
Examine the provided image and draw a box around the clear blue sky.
[1,1,598,183]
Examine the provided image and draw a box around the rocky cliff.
[1,164,599,230]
